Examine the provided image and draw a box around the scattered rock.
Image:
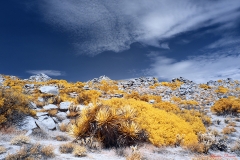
[36,112,48,117]
[18,116,37,131]
[56,112,67,121]
[39,85,59,95]
[43,104,58,110]
[40,116,56,130]
[59,102,72,111]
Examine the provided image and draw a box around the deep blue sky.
[1,0,240,83]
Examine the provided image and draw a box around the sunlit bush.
[0,87,36,125]
[215,86,229,94]
[70,104,146,148]
[199,84,211,90]
[71,98,205,147]
[77,90,101,105]
[161,80,183,90]
[211,97,240,115]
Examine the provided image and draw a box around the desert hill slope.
[1,73,240,159]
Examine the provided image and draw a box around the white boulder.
[39,86,59,95]
[56,112,67,121]
[60,102,72,110]
[43,104,58,110]
[19,116,37,131]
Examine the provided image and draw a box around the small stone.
[59,102,72,110]
[43,104,58,110]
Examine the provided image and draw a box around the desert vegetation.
[1,74,240,159]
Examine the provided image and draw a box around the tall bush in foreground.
[0,87,36,126]
[71,98,206,147]
[70,104,146,148]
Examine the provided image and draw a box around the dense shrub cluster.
[0,87,36,125]
[211,97,240,115]
[71,98,206,147]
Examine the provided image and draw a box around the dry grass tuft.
[0,146,6,154]
[231,140,240,155]
[41,145,55,158]
[222,127,236,134]
[186,142,205,153]
[126,146,142,160]
[227,121,236,127]
[48,109,58,116]
[10,135,30,145]
[5,143,55,160]
[59,142,75,154]
[73,145,87,157]
[59,123,70,132]
[55,135,69,141]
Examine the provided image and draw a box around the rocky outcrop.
[119,77,158,89]
[28,73,51,82]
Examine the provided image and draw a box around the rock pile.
[28,73,52,82]
[89,75,111,83]
[119,77,158,89]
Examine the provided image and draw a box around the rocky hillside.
[0,73,240,159]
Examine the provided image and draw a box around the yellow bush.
[0,87,36,125]
[161,80,183,90]
[153,101,180,112]
[149,83,160,89]
[211,97,240,115]
[171,96,182,104]
[215,86,229,93]
[103,98,205,146]
[99,80,118,94]
[199,84,211,90]
[70,104,146,148]
[125,92,161,103]
[77,90,101,105]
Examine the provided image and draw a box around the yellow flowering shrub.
[161,80,183,90]
[0,87,36,125]
[211,97,240,115]
[149,83,160,89]
[125,92,161,103]
[199,84,211,90]
[77,90,101,105]
[70,103,146,148]
[215,86,229,93]
[100,98,205,146]
[99,80,118,94]
[153,101,180,112]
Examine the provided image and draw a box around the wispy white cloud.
[159,42,170,49]
[146,46,240,83]
[26,70,65,76]
[34,0,240,55]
